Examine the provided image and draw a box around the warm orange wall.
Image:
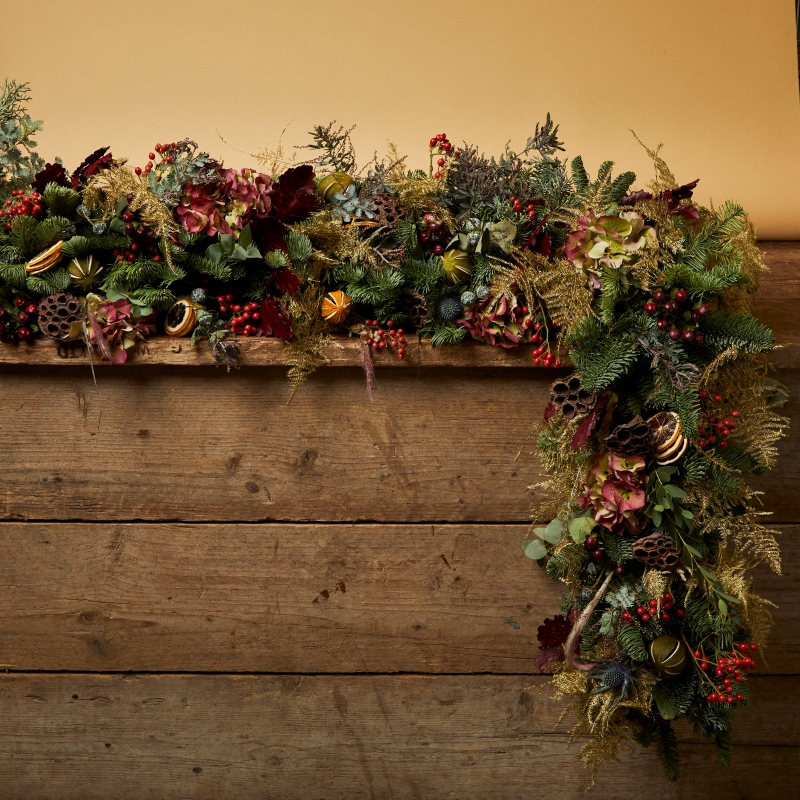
[2,0,799,238]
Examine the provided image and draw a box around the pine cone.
[371,192,407,227]
[631,532,680,569]
[401,289,428,329]
[549,374,596,419]
[605,415,652,457]
[38,292,83,341]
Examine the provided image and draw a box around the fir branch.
[25,266,70,295]
[305,122,357,173]
[700,312,774,353]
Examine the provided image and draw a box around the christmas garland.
[0,80,789,778]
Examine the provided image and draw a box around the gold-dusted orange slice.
[648,411,681,453]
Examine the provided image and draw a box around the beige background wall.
[1,0,799,238]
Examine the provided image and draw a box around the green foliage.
[618,624,647,661]
[25,266,70,296]
[0,262,26,289]
[700,312,774,353]
[654,723,681,781]
[61,233,130,258]
[43,182,81,219]
[187,253,232,281]
[676,201,746,274]
[102,258,184,293]
[568,327,640,392]
[131,287,175,311]
[286,229,312,265]
[7,215,74,257]
[0,79,45,196]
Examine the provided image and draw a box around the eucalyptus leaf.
[718,598,728,616]
[568,516,595,543]
[523,539,548,560]
[716,590,741,605]
[652,509,663,528]
[665,484,687,499]
[542,519,564,544]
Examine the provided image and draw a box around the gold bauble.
[317,172,354,203]
[441,250,472,285]
[649,635,688,677]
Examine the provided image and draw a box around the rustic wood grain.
[0,241,795,369]
[0,365,796,523]
[0,672,796,800]
[0,522,795,674]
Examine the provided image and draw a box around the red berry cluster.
[1,189,44,230]
[697,391,739,451]
[507,196,539,221]
[583,536,627,577]
[216,294,263,336]
[420,213,449,257]
[0,297,38,343]
[134,141,178,176]
[364,319,407,360]
[428,133,455,179]
[643,288,709,344]
[113,194,162,264]
[697,642,759,704]
[622,592,684,626]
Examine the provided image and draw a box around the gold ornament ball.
[649,635,688,677]
[441,250,472,285]
[317,172,354,203]
[320,290,353,325]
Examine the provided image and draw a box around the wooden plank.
[0,523,796,674]
[0,365,796,523]
[0,241,796,369]
[0,672,796,799]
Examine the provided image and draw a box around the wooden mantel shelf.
[0,241,796,369]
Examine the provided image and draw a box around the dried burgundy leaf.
[535,647,564,672]
[272,268,300,296]
[257,295,292,340]
[543,401,557,421]
[571,392,610,451]
[662,179,699,209]
[270,164,316,223]
[249,215,289,253]
[70,146,113,189]
[32,162,69,194]
[674,205,701,220]
[619,189,653,206]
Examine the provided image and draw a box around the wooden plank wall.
[0,242,797,799]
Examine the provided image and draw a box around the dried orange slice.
[648,411,681,453]
[654,433,685,461]
[656,437,688,465]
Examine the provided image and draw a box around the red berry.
[656,318,669,330]
[17,312,28,325]
[731,410,739,418]
[683,329,695,342]
[736,693,744,701]
[533,357,542,365]
[750,643,759,651]
[14,297,26,309]
[636,606,645,615]
[641,613,651,623]
[674,289,687,303]
[584,536,598,550]
[653,289,665,303]
[17,327,31,341]
[25,303,37,315]
[433,245,444,256]
[700,661,709,671]
[434,171,441,179]
[714,394,723,403]
[153,255,162,263]
[614,565,626,577]
[437,158,445,167]
[644,302,657,314]
[622,611,630,620]
[148,152,156,160]
[698,304,709,316]
[429,138,437,148]
[592,549,603,560]
[437,133,446,142]
[676,609,684,617]
[442,142,452,152]
[738,643,749,652]
[649,599,658,608]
